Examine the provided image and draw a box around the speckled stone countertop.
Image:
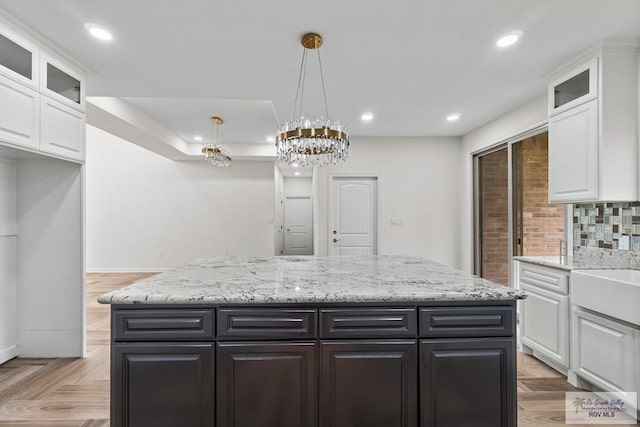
[514,248,640,271]
[98,256,526,305]
[512,256,575,271]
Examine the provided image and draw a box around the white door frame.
[328,174,382,255]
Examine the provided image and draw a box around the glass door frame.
[472,124,573,288]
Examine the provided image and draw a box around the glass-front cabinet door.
[548,58,597,116]
[0,27,39,88]
[41,53,85,110]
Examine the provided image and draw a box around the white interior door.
[283,196,313,255]
[329,177,378,255]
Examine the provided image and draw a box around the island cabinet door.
[319,340,418,427]
[420,338,516,427]
[217,341,317,427]
[112,343,215,427]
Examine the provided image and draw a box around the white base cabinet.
[517,261,570,373]
[571,307,637,396]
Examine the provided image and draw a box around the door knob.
[333,238,341,243]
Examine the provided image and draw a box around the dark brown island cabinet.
[109,301,517,427]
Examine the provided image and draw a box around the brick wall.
[480,148,509,286]
[519,133,565,256]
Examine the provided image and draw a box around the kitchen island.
[99,256,526,427]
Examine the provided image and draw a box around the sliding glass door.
[474,130,566,287]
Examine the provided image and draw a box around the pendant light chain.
[317,48,330,121]
[291,48,307,122]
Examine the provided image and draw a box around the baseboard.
[87,267,172,273]
[0,345,18,365]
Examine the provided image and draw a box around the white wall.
[459,94,547,273]
[284,177,312,197]
[315,137,462,268]
[86,125,275,271]
[0,158,17,363]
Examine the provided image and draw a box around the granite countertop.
[97,256,526,305]
[512,255,575,271]
[514,249,640,271]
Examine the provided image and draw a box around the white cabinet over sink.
[546,42,639,203]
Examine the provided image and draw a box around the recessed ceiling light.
[496,31,522,48]
[446,114,460,122]
[291,163,299,168]
[294,172,300,176]
[361,112,374,122]
[84,23,113,41]
[267,136,275,142]
[193,135,203,142]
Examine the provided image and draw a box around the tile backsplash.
[573,202,640,251]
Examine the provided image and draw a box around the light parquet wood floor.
[0,273,154,427]
[0,273,636,426]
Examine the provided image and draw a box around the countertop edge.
[98,294,527,305]
[513,256,573,271]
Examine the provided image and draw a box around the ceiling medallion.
[201,116,231,167]
[276,33,349,166]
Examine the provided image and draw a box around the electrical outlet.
[619,235,630,250]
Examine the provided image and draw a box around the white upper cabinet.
[41,53,85,111]
[0,76,39,150]
[546,43,639,203]
[548,100,598,202]
[549,58,597,116]
[0,17,86,162]
[0,26,39,89]
[40,96,85,161]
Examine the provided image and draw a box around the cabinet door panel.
[320,340,417,427]
[40,96,85,161]
[420,338,515,427]
[217,342,316,427]
[112,343,215,427]
[573,308,635,392]
[521,284,568,368]
[548,99,598,202]
[0,76,39,149]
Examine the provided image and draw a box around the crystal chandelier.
[276,33,349,166]
[202,116,231,167]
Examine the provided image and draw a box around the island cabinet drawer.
[319,308,417,338]
[519,262,569,295]
[113,309,215,341]
[419,306,514,338]
[217,308,317,340]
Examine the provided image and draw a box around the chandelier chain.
[317,48,330,121]
[292,48,307,122]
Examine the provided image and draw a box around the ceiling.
[1,0,640,152]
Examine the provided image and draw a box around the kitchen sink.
[571,269,640,326]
